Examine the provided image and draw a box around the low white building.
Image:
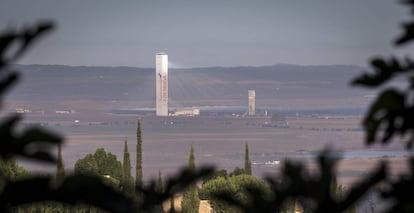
[15,108,31,114]
[172,108,200,116]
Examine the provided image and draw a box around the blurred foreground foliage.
[352,0,414,149]
[0,21,134,213]
[202,0,414,212]
[3,1,414,212]
[208,1,414,212]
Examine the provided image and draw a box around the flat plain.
[17,112,410,187]
[7,64,411,187]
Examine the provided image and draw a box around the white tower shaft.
[248,90,255,116]
[156,53,168,116]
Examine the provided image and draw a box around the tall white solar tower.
[156,52,168,116]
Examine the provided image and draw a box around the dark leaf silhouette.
[351,57,414,87]
[361,89,409,145]
[340,162,387,210]
[381,157,414,213]
[0,115,63,163]
[395,22,414,45]
[0,73,19,102]
[345,1,414,213]
[395,0,414,45]
[0,22,134,213]
[0,21,54,67]
[351,2,414,147]
[0,174,134,213]
[135,166,214,212]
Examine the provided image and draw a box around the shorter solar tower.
[248,90,255,116]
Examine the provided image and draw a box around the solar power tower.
[248,90,255,116]
[156,52,168,116]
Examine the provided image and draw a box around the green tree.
[201,174,270,213]
[244,143,252,175]
[202,169,228,184]
[0,159,29,182]
[95,148,123,181]
[73,148,124,212]
[200,169,228,200]
[181,145,200,213]
[136,120,143,187]
[188,145,196,170]
[150,170,165,213]
[54,145,66,213]
[56,143,65,181]
[155,170,163,193]
[229,167,245,177]
[74,153,98,175]
[122,139,132,193]
[75,148,123,183]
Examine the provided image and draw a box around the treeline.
[0,122,146,212]
[3,131,355,213]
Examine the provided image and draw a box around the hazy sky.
[1,0,412,67]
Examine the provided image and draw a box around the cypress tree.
[244,142,252,175]
[181,145,199,213]
[56,144,67,213]
[56,143,65,181]
[152,170,165,213]
[136,119,143,186]
[332,178,356,213]
[188,145,195,170]
[123,138,132,192]
[169,196,175,213]
[155,170,163,193]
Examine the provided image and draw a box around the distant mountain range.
[7,64,372,111]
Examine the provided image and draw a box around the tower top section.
[156,52,167,55]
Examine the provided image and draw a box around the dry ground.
[16,113,410,189]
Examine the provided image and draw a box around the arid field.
[17,112,412,188]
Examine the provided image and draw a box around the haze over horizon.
[16,62,366,70]
[2,0,413,68]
